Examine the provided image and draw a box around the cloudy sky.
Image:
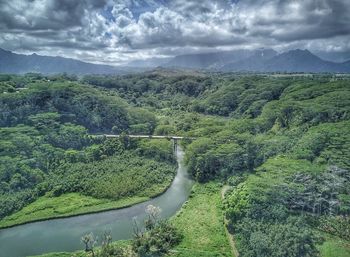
[1,0,350,65]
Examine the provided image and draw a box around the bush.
[132,221,182,257]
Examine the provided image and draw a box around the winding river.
[0,146,194,257]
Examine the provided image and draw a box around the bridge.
[93,134,196,152]
[103,134,195,140]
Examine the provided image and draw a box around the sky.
[0,0,350,65]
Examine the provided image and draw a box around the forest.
[0,71,349,257]
[83,71,350,256]
[0,73,175,226]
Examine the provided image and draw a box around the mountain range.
[0,48,127,75]
[163,49,350,73]
[1,47,349,74]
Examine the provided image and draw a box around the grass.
[318,234,350,257]
[0,192,151,229]
[29,240,131,257]
[171,182,232,257]
[30,253,77,257]
[0,148,176,229]
[22,182,233,257]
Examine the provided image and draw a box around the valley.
[0,72,349,257]
[1,1,350,256]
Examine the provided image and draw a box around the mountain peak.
[279,49,321,62]
[286,49,312,55]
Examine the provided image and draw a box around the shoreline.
[0,174,175,230]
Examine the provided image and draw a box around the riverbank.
[27,183,350,257]
[171,182,232,257]
[0,146,194,257]
[29,240,132,257]
[0,179,172,229]
[29,182,232,257]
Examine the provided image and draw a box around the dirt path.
[221,185,239,257]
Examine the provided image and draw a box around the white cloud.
[0,0,349,64]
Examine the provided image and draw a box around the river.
[0,146,194,257]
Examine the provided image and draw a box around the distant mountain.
[262,49,348,73]
[221,49,277,71]
[312,50,350,63]
[164,48,350,73]
[343,60,350,69]
[0,48,127,75]
[2,47,350,74]
[164,49,266,69]
[127,57,172,68]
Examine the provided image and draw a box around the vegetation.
[31,205,182,257]
[171,183,232,257]
[318,235,350,257]
[1,193,146,228]
[132,205,182,257]
[29,240,132,257]
[0,74,176,227]
[2,72,350,257]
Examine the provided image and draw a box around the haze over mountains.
[1,47,350,74]
[0,48,125,75]
[163,49,350,73]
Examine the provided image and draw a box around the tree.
[132,205,182,257]
[81,232,97,257]
[119,132,130,149]
[145,205,162,230]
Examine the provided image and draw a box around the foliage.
[1,73,350,257]
[223,157,350,256]
[132,221,182,257]
[49,151,175,200]
[237,217,319,257]
[171,183,232,257]
[0,76,174,221]
[131,205,182,257]
[81,232,97,253]
[318,216,350,241]
[318,235,350,257]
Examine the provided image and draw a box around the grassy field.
[171,182,232,257]
[319,234,350,257]
[0,192,151,229]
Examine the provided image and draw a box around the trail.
[221,185,239,257]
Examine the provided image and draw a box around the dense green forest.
[83,71,350,256]
[1,71,350,257]
[0,73,175,225]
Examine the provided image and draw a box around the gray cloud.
[0,0,349,64]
